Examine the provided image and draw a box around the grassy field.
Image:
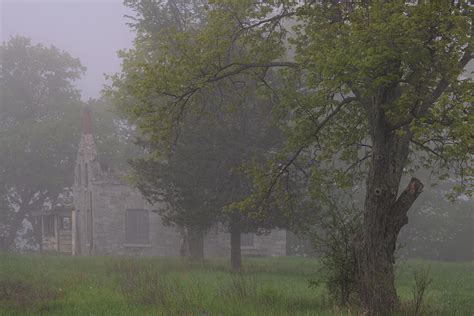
[0,254,472,315]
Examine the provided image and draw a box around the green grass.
[0,254,472,315]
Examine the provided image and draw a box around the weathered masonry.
[36,107,287,257]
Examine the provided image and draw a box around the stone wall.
[74,179,287,257]
[86,181,182,256]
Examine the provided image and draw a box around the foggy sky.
[1,0,473,101]
[1,0,134,100]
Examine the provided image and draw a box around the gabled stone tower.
[72,106,183,256]
[72,106,101,254]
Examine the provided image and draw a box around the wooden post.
[71,210,76,256]
[40,216,44,253]
[55,215,59,252]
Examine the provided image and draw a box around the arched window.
[77,164,82,186]
[84,163,89,187]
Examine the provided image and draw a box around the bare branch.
[260,96,358,208]
[410,139,448,164]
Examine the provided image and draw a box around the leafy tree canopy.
[0,36,85,250]
[109,1,472,312]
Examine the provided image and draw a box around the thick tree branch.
[209,62,299,83]
[389,177,424,233]
[391,51,472,131]
[416,51,472,117]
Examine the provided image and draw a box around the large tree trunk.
[0,237,6,252]
[187,226,204,262]
[356,106,423,314]
[230,221,242,270]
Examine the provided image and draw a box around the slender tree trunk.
[3,194,47,252]
[356,104,423,315]
[187,226,204,262]
[28,214,43,252]
[180,228,189,257]
[3,204,30,252]
[0,237,6,252]
[230,221,242,270]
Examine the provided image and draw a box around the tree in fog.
[109,1,472,313]
[0,36,85,251]
[110,0,286,269]
[129,99,283,268]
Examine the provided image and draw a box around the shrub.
[412,267,433,315]
[309,205,361,307]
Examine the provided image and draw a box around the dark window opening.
[84,163,89,187]
[126,209,149,244]
[86,209,92,244]
[61,216,71,230]
[241,233,254,247]
[43,215,55,237]
[77,164,82,186]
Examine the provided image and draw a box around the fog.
[1,0,134,99]
[0,1,472,313]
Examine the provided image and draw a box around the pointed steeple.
[75,106,98,187]
[81,106,93,134]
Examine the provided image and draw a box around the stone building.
[39,107,287,257]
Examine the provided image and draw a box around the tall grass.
[0,254,472,315]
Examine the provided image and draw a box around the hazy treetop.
[1,0,134,100]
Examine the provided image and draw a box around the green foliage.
[108,1,472,309]
[0,36,85,190]
[0,36,85,127]
[109,1,472,222]
[110,1,288,241]
[308,200,361,307]
[130,99,284,237]
[0,36,85,250]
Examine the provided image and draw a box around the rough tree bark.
[356,105,424,314]
[230,220,242,270]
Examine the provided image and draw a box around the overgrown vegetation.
[410,267,433,316]
[0,254,472,315]
[309,204,361,307]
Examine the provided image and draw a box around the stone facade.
[71,109,286,257]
